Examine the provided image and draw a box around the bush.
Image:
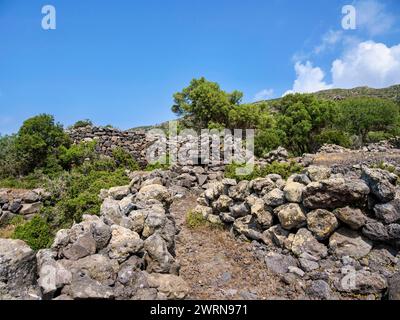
[338,97,399,143]
[186,211,223,230]
[315,129,351,148]
[255,128,284,157]
[58,141,97,169]
[72,119,93,129]
[43,161,130,228]
[0,134,21,178]
[366,131,392,143]
[145,155,171,171]
[12,215,53,250]
[0,170,49,189]
[15,114,71,175]
[112,147,139,171]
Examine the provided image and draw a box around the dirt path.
[171,192,286,300]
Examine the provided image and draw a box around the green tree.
[15,114,70,174]
[172,77,242,129]
[338,97,399,142]
[274,94,338,155]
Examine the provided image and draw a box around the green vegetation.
[0,115,138,250]
[71,119,93,129]
[145,155,171,171]
[12,215,53,250]
[186,211,224,230]
[225,161,303,181]
[172,78,400,156]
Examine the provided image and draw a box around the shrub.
[315,129,351,148]
[44,161,130,228]
[112,147,139,171]
[145,155,171,171]
[72,119,93,129]
[58,140,97,169]
[338,97,399,143]
[255,128,284,157]
[12,215,53,250]
[186,211,223,230]
[366,131,392,143]
[15,114,70,175]
[261,161,303,179]
[0,134,21,178]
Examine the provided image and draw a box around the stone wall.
[0,189,48,227]
[194,165,400,299]
[67,126,154,167]
[0,172,190,300]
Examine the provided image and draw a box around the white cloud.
[355,0,396,36]
[284,61,332,95]
[253,88,274,101]
[286,41,400,94]
[332,41,400,88]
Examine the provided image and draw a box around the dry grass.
[0,224,15,239]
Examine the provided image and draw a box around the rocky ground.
[172,194,285,300]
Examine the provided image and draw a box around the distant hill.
[314,84,400,103]
[255,84,400,105]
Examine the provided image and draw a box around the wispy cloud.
[313,30,343,55]
[355,0,396,36]
[253,88,274,101]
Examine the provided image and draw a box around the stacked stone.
[0,189,47,227]
[67,126,152,167]
[0,172,189,300]
[195,165,400,299]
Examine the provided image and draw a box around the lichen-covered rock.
[362,221,390,242]
[0,239,37,295]
[108,185,130,200]
[233,215,263,240]
[249,178,275,194]
[283,182,305,203]
[303,178,370,210]
[333,207,366,230]
[101,198,124,225]
[136,184,172,207]
[229,202,250,218]
[142,206,167,238]
[264,225,289,248]
[263,188,286,207]
[62,234,97,261]
[275,203,306,230]
[306,166,331,182]
[374,196,400,224]
[212,195,233,213]
[338,269,387,295]
[107,225,144,262]
[36,249,72,298]
[362,167,397,203]
[306,209,338,240]
[147,273,189,300]
[251,198,273,229]
[388,273,400,300]
[144,234,178,274]
[329,228,372,259]
[291,228,328,260]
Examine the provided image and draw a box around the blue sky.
[0,0,399,134]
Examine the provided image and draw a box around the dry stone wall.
[0,189,48,227]
[194,165,400,299]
